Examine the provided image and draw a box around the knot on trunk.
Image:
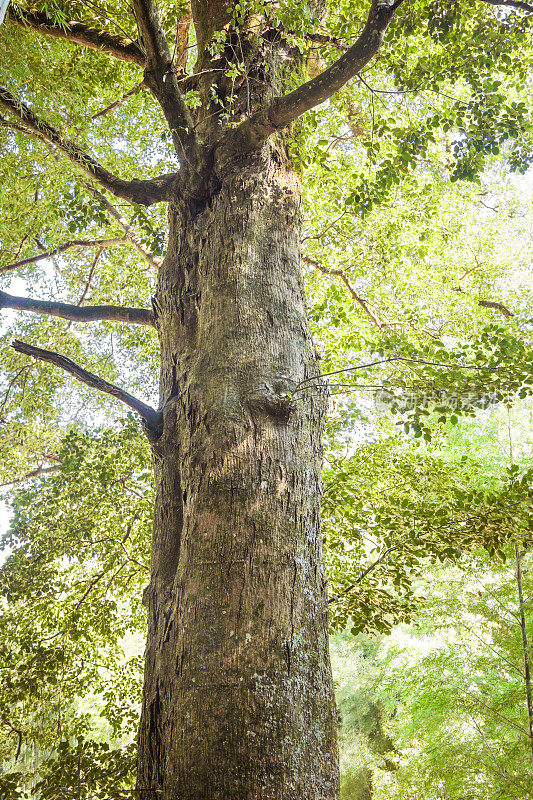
[245,385,294,422]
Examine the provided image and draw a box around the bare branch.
[8,7,145,66]
[131,0,197,158]
[328,546,400,604]
[75,247,104,308]
[12,341,162,437]
[0,238,128,274]
[223,0,403,155]
[0,290,154,326]
[454,287,515,319]
[0,88,175,205]
[285,29,350,51]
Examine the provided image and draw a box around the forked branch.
[8,7,146,65]
[226,0,404,153]
[225,0,531,155]
[12,341,162,438]
[0,291,154,326]
[0,88,174,206]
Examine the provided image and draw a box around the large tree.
[1,1,533,798]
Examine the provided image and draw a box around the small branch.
[299,30,350,51]
[87,186,163,269]
[0,291,154,326]
[328,546,400,604]
[0,237,128,274]
[2,719,23,762]
[471,695,531,737]
[8,7,145,66]
[120,523,150,571]
[454,287,515,319]
[75,248,104,308]
[131,0,197,159]
[91,82,146,121]
[0,464,61,489]
[0,88,174,205]
[478,0,533,12]
[303,255,383,328]
[12,341,162,438]
[293,356,486,392]
[514,542,533,768]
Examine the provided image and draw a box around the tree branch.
[8,7,145,66]
[0,291,154,326]
[0,464,62,489]
[328,546,400,604]
[0,88,175,205]
[478,299,514,318]
[11,341,162,438]
[223,0,403,154]
[2,719,23,762]
[87,186,163,268]
[454,287,515,319]
[0,238,128,274]
[74,247,105,309]
[303,255,384,328]
[91,82,146,121]
[131,0,197,159]
[478,0,533,12]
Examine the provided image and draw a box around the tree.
[1,1,533,798]
[375,548,533,800]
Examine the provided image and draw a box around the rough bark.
[136,139,339,799]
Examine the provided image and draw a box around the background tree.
[2,1,533,799]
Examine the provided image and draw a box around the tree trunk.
[136,138,340,799]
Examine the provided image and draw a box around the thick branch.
[454,287,515,318]
[131,0,197,158]
[0,88,175,205]
[0,238,128,274]
[224,0,403,154]
[0,291,154,326]
[478,299,514,318]
[8,7,145,66]
[12,341,162,437]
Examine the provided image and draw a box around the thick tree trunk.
[137,140,339,799]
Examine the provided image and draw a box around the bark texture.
[137,139,339,799]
